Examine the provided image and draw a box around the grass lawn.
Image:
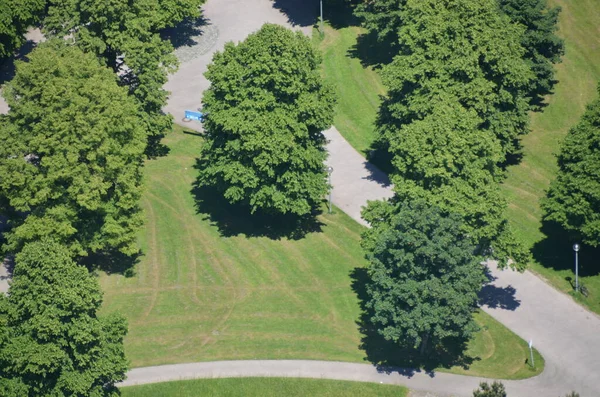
[121,378,409,397]
[501,0,600,313]
[316,2,600,313]
[99,126,542,379]
[314,25,385,156]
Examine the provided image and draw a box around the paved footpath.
[1,0,599,395]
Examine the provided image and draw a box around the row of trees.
[1,0,208,394]
[353,0,563,357]
[0,41,138,397]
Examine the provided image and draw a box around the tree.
[541,91,600,246]
[43,0,206,154]
[0,40,146,257]
[354,0,406,45]
[376,0,533,163]
[387,98,530,269]
[0,239,128,396]
[498,0,564,106]
[197,23,336,216]
[473,381,507,397]
[361,200,486,356]
[0,0,44,58]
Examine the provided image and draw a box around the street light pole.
[327,166,333,214]
[320,0,324,35]
[573,243,580,292]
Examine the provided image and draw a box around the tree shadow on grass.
[322,0,361,29]
[191,184,324,240]
[80,250,141,278]
[350,267,477,375]
[347,30,397,70]
[532,220,600,277]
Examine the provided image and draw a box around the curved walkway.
[1,0,599,396]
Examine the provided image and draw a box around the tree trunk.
[419,332,430,356]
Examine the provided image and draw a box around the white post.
[320,0,324,34]
[529,339,535,368]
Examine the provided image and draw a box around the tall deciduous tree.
[197,23,335,216]
[0,40,146,257]
[43,0,206,154]
[542,91,600,246]
[387,98,530,269]
[0,240,128,396]
[377,0,533,163]
[0,0,44,58]
[362,200,485,356]
[498,0,564,106]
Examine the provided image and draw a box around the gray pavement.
[2,1,600,396]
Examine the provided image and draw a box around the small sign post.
[529,339,535,368]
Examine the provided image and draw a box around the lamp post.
[573,243,580,292]
[320,0,324,35]
[327,165,333,214]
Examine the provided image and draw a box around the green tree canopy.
[0,40,146,257]
[42,0,205,153]
[498,0,564,106]
[387,98,530,269]
[361,200,486,356]
[542,90,600,246]
[0,0,44,58]
[473,381,507,397]
[197,23,336,216]
[354,0,406,45]
[377,0,533,163]
[0,240,128,396]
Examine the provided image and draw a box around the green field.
[315,26,384,156]
[99,127,542,379]
[121,378,409,397]
[501,0,600,312]
[317,2,600,313]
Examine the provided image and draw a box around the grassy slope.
[100,127,542,379]
[121,378,409,397]
[501,0,600,311]
[316,26,384,156]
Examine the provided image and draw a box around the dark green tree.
[498,0,564,105]
[388,98,530,269]
[0,0,44,58]
[377,0,533,163]
[473,381,507,397]
[197,23,336,216]
[354,0,406,45]
[361,200,486,356]
[542,91,600,246]
[0,40,146,257]
[0,240,128,396]
[43,0,206,154]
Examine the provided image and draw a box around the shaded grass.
[121,377,409,397]
[99,126,542,379]
[501,0,600,313]
[314,25,385,156]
